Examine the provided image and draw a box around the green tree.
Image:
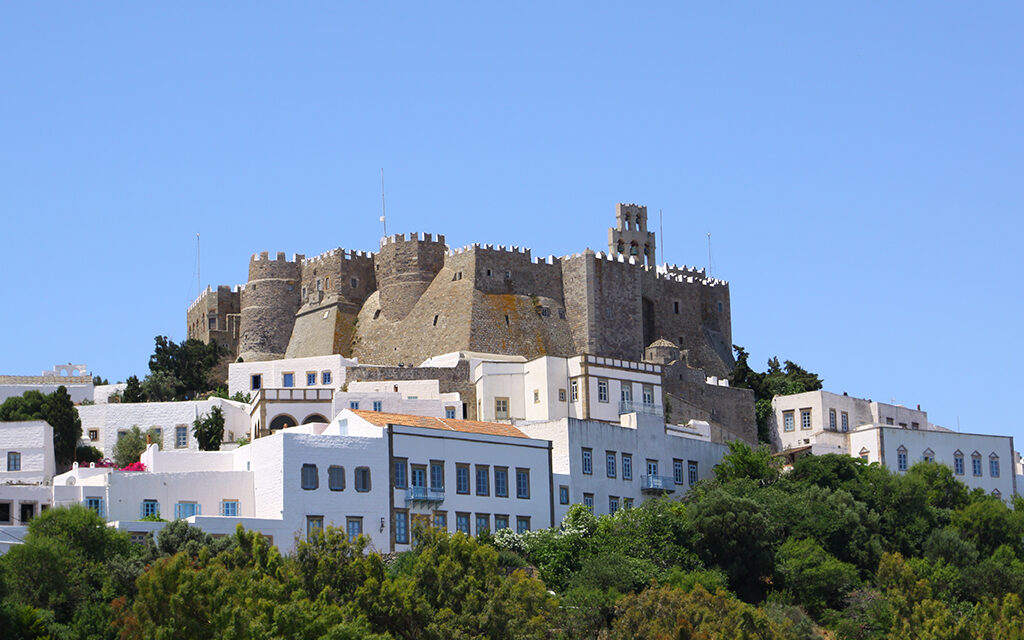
[122,375,145,403]
[775,537,860,615]
[112,425,162,467]
[730,346,823,442]
[714,440,783,485]
[192,405,225,451]
[91,375,109,385]
[146,335,226,400]
[0,387,82,466]
[141,370,179,402]
[951,497,1024,557]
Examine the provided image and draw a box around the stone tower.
[238,251,303,362]
[608,203,656,266]
[374,233,447,322]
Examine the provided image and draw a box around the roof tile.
[349,410,529,439]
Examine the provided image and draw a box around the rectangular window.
[306,516,324,539]
[494,514,509,531]
[411,465,426,489]
[570,379,579,402]
[911,422,920,430]
[141,499,159,519]
[583,493,594,513]
[301,463,318,490]
[622,454,633,480]
[346,517,363,541]
[800,409,812,430]
[0,502,10,525]
[841,412,849,432]
[433,511,447,530]
[642,385,654,405]
[88,429,99,441]
[606,452,617,478]
[582,448,593,475]
[897,452,908,471]
[328,466,345,491]
[354,467,371,492]
[251,374,262,391]
[221,500,239,517]
[886,417,894,425]
[990,459,1000,477]
[175,426,188,449]
[673,300,680,314]
[783,411,795,432]
[647,459,659,476]
[393,458,408,489]
[430,461,444,489]
[372,400,383,412]
[476,465,490,496]
[395,510,409,544]
[306,372,316,386]
[175,502,200,519]
[322,371,332,385]
[283,373,294,388]
[475,514,490,535]
[623,498,634,509]
[516,516,531,533]
[456,464,470,494]
[829,409,837,430]
[609,496,619,514]
[598,379,609,403]
[494,467,508,497]
[688,461,699,486]
[86,497,105,518]
[495,398,509,420]
[516,468,530,499]
[559,485,569,505]
[972,458,983,477]
[456,512,470,534]
[620,384,632,403]
[445,407,456,419]
[954,456,965,475]
[558,388,566,402]
[673,459,684,484]
[533,389,540,404]
[6,452,21,471]
[350,401,360,410]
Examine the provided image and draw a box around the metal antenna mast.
[380,168,387,237]
[707,232,713,278]
[659,209,664,265]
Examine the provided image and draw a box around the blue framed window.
[517,517,530,533]
[301,464,318,490]
[349,401,360,410]
[456,513,470,534]
[494,468,508,497]
[86,497,105,518]
[582,449,592,475]
[306,372,316,386]
[430,462,444,489]
[456,466,470,494]
[347,518,362,541]
[494,515,509,531]
[140,499,159,519]
[321,371,332,384]
[475,514,490,535]
[393,459,407,489]
[559,485,569,504]
[283,373,294,388]
[687,461,699,485]
[445,407,456,419]
[673,459,684,484]
[622,454,632,480]
[395,511,409,544]
[606,452,616,478]
[954,455,965,475]
[990,458,1000,477]
[476,466,490,496]
[174,502,200,519]
[373,400,383,412]
[516,468,530,499]
[220,500,239,517]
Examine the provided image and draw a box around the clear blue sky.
[2,4,1021,440]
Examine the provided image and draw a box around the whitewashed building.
[0,421,57,551]
[770,390,1018,497]
[0,363,95,405]
[228,354,358,398]
[517,411,727,523]
[77,398,251,458]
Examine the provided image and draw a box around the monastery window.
[394,510,409,544]
[301,464,319,490]
[486,268,492,277]
[972,453,983,477]
[328,466,345,491]
[306,516,324,540]
[990,455,1000,478]
[800,409,812,430]
[175,426,188,449]
[316,279,322,291]
[430,461,444,489]
[306,372,317,386]
[494,467,509,497]
[606,452,616,478]
[540,307,550,317]
[209,317,217,330]
[475,514,490,536]
[829,409,837,431]
[570,379,579,402]
[445,407,456,419]
[841,412,849,432]
[899,422,907,428]
[324,277,329,290]
[897,446,908,471]
[475,465,490,496]
[673,301,680,315]
[393,458,408,489]
[494,514,509,531]
[221,500,239,517]
[886,417,894,425]
[558,389,566,402]
[351,278,358,288]
[302,287,307,298]
[516,468,530,499]
[583,493,594,513]
[346,517,363,541]
[622,454,633,480]
[433,511,447,530]
[921,449,935,463]
[609,496,619,514]
[88,429,99,441]
[673,459,684,484]
[251,374,262,391]
[495,397,509,420]
[646,459,659,477]
[452,271,463,281]
[504,314,510,327]
[140,500,159,519]
[456,512,470,534]
[718,302,723,312]
[559,485,570,505]
[597,379,609,403]
[322,371,332,384]
[559,309,566,319]
[582,448,593,475]
[517,516,531,533]
[688,460,699,486]
[354,467,371,492]
[954,452,965,475]
[456,464,470,494]
[283,373,294,388]
[373,309,381,320]
[859,448,870,461]
[783,412,796,432]
[505,270,511,279]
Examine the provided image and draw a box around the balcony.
[640,475,676,493]
[405,486,445,504]
[619,400,663,417]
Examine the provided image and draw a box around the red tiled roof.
[349,410,529,439]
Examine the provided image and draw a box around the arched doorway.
[269,414,297,432]
[302,414,328,425]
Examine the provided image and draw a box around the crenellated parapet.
[239,251,303,361]
[374,232,448,322]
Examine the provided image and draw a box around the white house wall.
[0,421,54,484]
[229,355,357,397]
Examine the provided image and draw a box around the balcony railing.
[641,475,676,493]
[406,486,445,503]
[619,400,663,417]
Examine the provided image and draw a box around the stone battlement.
[380,232,447,247]
[251,251,305,263]
[304,248,376,266]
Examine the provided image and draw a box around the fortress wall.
[186,285,242,353]
[563,251,645,361]
[239,252,302,362]
[346,360,476,419]
[375,233,447,322]
[299,248,376,313]
[664,379,756,444]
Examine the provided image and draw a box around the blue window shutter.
[140,503,145,519]
[174,503,180,520]
[197,504,202,516]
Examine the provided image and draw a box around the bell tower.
[608,203,656,266]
